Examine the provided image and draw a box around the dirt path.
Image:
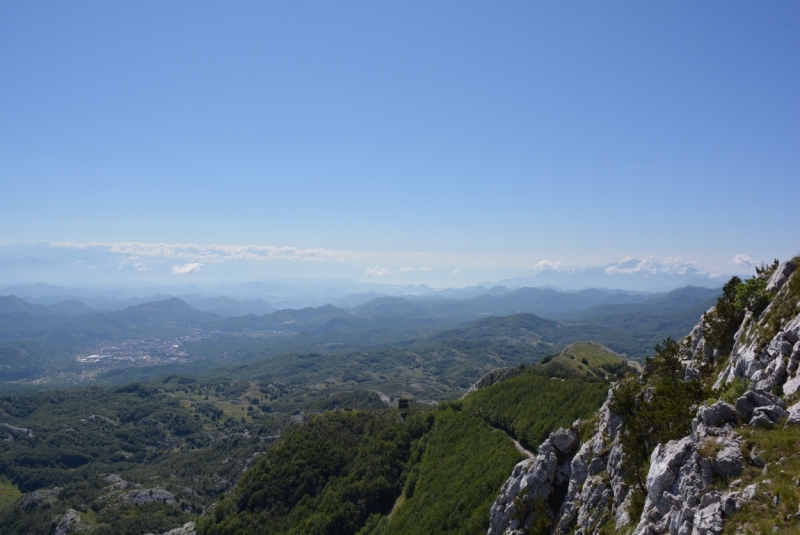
[511,437,535,459]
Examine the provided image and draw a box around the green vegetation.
[0,382,288,535]
[0,476,21,511]
[609,338,707,512]
[754,256,800,349]
[462,368,611,451]
[537,342,633,383]
[721,424,800,534]
[704,274,771,354]
[368,408,523,535]
[198,410,431,535]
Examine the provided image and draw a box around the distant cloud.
[604,255,700,276]
[732,254,755,267]
[365,266,391,276]
[534,260,562,272]
[420,267,430,271]
[172,262,203,275]
[452,268,460,274]
[400,267,414,272]
[53,241,401,263]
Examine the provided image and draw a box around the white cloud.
[732,254,755,267]
[420,267,430,271]
[171,262,203,275]
[453,268,460,274]
[400,267,414,272]
[365,266,391,276]
[534,260,562,272]
[604,255,700,275]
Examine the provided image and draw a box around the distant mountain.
[179,295,277,317]
[0,295,94,316]
[212,303,355,333]
[105,297,221,325]
[352,286,651,320]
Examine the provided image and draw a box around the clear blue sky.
[1,2,798,287]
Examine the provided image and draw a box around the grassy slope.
[720,423,800,535]
[462,368,611,451]
[369,409,523,535]
[538,341,633,382]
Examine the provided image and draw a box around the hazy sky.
[1,2,798,287]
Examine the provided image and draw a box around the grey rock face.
[714,289,800,393]
[552,391,630,535]
[53,509,87,535]
[784,401,800,427]
[734,389,786,424]
[766,260,796,292]
[630,422,749,535]
[19,487,61,511]
[676,313,715,381]
[117,488,176,506]
[1,422,35,440]
[145,522,197,535]
[749,405,789,427]
[487,427,580,535]
[697,401,737,428]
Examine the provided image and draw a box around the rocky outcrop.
[487,427,579,534]
[553,391,630,534]
[630,411,747,535]
[766,260,796,293]
[1,422,35,440]
[53,509,89,535]
[785,401,800,427]
[19,487,61,511]
[486,258,800,535]
[714,266,800,393]
[676,313,715,381]
[145,522,197,535]
[117,488,176,506]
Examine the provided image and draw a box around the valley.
[2,262,799,535]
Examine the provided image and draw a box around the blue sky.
[1,2,798,289]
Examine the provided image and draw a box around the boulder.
[698,401,737,427]
[711,441,744,479]
[734,390,785,423]
[785,401,800,427]
[749,404,789,427]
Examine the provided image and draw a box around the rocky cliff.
[487,257,800,535]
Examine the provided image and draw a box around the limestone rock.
[53,509,88,535]
[784,401,800,427]
[734,389,785,423]
[19,487,61,511]
[749,404,789,427]
[766,260,796,292]
[697,401,737,428]
[145,522,197,535]
[117,488,176,506]
[487,427,580,535]
[711,440,744,479]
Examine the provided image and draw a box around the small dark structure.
[397,398,410,410]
